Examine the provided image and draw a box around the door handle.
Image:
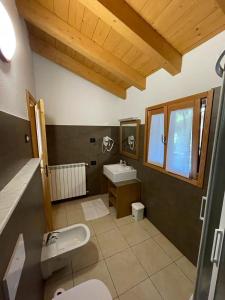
[200,196,207,221]
[211,229,224,266]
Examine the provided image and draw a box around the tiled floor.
[45,194,196,300]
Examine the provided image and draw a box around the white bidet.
[41,223,90,279]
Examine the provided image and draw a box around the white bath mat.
[81,198,110,221]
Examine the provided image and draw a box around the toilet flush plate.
[3,234,26,300]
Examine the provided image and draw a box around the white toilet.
[52,279,112,300]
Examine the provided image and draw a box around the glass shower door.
[193,51,225,300]
[209,193,225,300]
[213,241,225,299]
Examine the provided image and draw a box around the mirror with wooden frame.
[120,119,140,159]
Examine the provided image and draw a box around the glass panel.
[166,107,193,178]
[194,88,225,300]
[214,239,225,299]
[121,123,137,155]
[148,113,164,166]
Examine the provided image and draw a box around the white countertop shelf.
[0,158,41,234]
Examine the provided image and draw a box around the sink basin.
[103,164,137,183]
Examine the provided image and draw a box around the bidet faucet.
[45,231,59,246]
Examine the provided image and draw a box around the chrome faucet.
[120,160,127,166]
[45,231,59,246]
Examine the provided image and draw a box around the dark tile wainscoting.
[120,88,220,264]
[0,111,33,190]
[0,168,45,300]
[46,125,120,195]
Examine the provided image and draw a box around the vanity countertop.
[112,178,141,187]
[0,158,41,234]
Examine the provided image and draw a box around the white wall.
[33,53,120,126]
[0,0,35,119]
[117,30,225,123]
[33,30,225,126]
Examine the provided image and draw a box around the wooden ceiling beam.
[215,0,225,14]
[30,35,127,99]
[16,0,146,90]
[79,0,182,75]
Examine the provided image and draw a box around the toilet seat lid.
[52,279,112,300]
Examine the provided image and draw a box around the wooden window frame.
[143,90,213,187]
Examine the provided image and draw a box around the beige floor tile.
[91,215,117,234]
[132,239,172,276]
[154,234,183,261]
[65,200,83,213]
[86,194,107,201]
[67,208,85,225]
[106,248,147,295]
[138,218,161,237]
[52,211,68,230]
[109,206,117,217]
[97,228,129,258]
[114,215,134,227]
[52,204,66,215]
[119,278,162,300]
[119,222,150,246]
[176,256,197,283]
[44,274,73,300]
[74,261,117,299]
[63,201,95,235]
[47,261,73,285]
[101,193,109,206]
[71,236,103,272]
[52,203,66,215]
[82,220,95,236]
[151,263,194,300]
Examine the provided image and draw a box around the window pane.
[148,113,164,166]
[166,108,193,178]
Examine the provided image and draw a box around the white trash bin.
[132,202,144,221]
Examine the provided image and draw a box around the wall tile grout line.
[174,258,196,285]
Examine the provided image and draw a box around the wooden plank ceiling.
[16,0,225,99]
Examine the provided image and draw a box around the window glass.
[148,113,164,166]
[166,107,193,178]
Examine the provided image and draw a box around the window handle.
[211,229,224,266]
[161,135,166,144]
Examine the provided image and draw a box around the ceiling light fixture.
[0,2,16,62]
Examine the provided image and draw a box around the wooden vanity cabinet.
[106,177,141,218]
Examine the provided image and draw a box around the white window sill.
[0,158,41,234]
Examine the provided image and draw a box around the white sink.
[103,164,137,183]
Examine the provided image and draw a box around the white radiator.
[49,163,87,202]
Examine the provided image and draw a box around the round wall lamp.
[0,2,16,62]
